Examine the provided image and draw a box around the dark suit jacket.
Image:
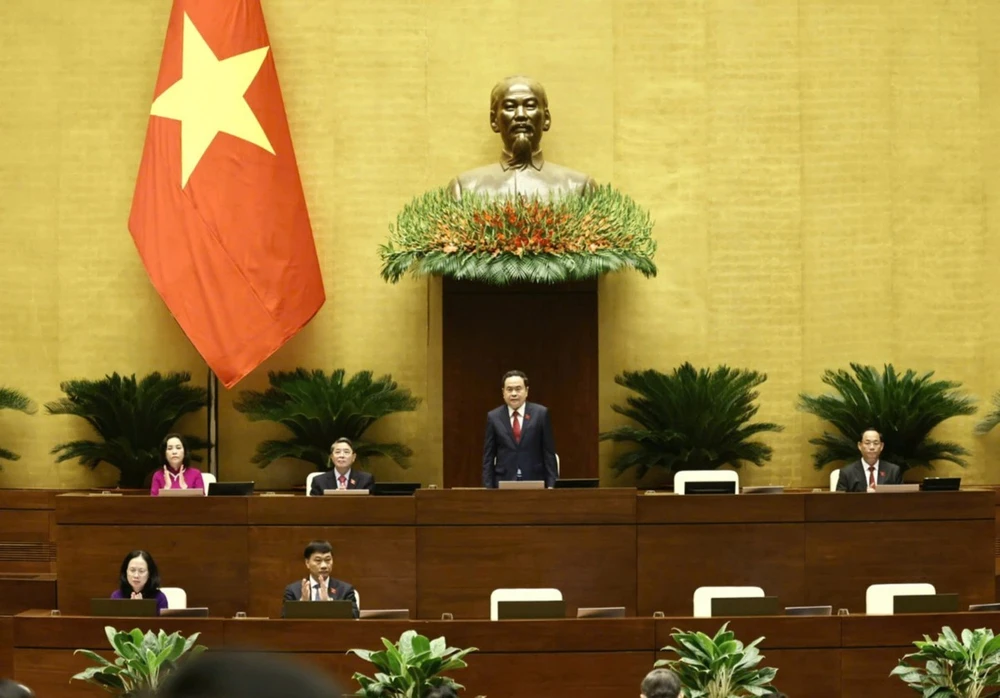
[482,402,557,488]
[309,469,374,495]
[282,577,359,618]
[836,460,903,492]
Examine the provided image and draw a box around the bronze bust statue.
[449,76,596,201]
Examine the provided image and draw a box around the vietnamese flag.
[129,0,324,388]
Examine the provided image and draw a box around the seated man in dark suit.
[309,438,375,495]
[835,427,903,492]
[282,540,359,618]
[481,370,558,488]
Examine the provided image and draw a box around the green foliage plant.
[656,623,778,698]
[46,372,208,487]
[599,364,781,481]
[348,629,479,698]
[891,626,1000,698]
[974,391,1000,435]
[71,626,205,696]
[798,363,976,473]
[380,186,656,285]
[233,369,421,470]
[0,386,36,466]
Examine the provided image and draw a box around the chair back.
[489,588,563,621]
[674,470,739,495]
[200,472,216,495]
[160,587,187,609]
[692,586,764,618]
[306,472,322,496]
[829,469,841,491]
[865,583,936,615]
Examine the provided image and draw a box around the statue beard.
[508,133,534,168]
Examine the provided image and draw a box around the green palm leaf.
[798,363,976,473]
[599,364,782,483]
[233,369,421,470]
[0,386,35,466]
[45,372,209,487]
[975,391,1000,435]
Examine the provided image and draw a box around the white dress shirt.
[308,576,327,601]
[864,460,880,492]
[507,405,524,428]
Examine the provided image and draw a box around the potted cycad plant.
[798,363,977,475]
[599,364,782,487]
[71,626,205,696]
[0,386,35,468]
[234,369,421,471]
[657,623,778,698]
[891,626,1000,698]
[46,372,209,488]
[348,629,479,698]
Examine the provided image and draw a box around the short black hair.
[157,651,343,698]
[502,370,529,388]
[330,437,354,451]
[118,549,162,599]
[303,540,333,559]
[859,427,883,442]
[160,433,191,469]
[641,668,682,698]
[0,680,34,698]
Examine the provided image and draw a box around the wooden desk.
[52,490,995,619]
[12,611,1000,698]
[0,490,58,615]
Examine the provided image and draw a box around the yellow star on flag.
[150,13,275,188]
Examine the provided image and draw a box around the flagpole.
[207,368,219,477]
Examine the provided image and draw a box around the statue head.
[489,76,550,162]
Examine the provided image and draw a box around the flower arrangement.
[380,184,656,285]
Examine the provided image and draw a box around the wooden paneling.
[0,489,57,575]
[417,524,636,618]
[442,278,599,488]
[637,492,805,523]
[13,649,102,698]
[0,575,57,615]
[0,511,52,542]
[247,525,416,619]
[0,616,12,680]
[56,525,249,617]
[841,648,911,698]
[805,519,995,611]
[248,495,415,525]
[653,616,841,649]
[638,523,805,615]
[416,487,635,525]
[806,490,994,522]
[55,494,247,525]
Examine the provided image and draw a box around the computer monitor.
[282,600,355,619]
[207,481,255,496]
[894,594,959,614]
[684,481,737,495]
[90,598,159,617]
[371,482,421,496]
[160,607,210,617]
[711,596,781,617]
[921,477,961,492]
[553,479,599,489]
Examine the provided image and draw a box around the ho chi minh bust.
[448,76,597,202]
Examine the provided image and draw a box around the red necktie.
[512,412,521,444]
[868,467,876,490]
[339,475,347,489]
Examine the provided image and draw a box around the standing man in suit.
[282,540,359,618]
[482,370,558,488]
[309,438,375,495]
[836,428,903,492]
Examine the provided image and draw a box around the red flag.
[129,0,324,388]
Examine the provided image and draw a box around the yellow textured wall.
[0,0,997,489]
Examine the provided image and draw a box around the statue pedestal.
[442,277,599,487]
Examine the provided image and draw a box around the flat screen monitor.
[785,605,832,616]
[576,606,626,618]
[921,477,961,492]
[207,481,255,496]
[685,481,737,495]
[371,482,421,496]
[282,600,355,619]
[359,609,411,619]
[496,599,566,619]
[160,607,210,617]
[710,596,780,617]
[90,598,159,617]
[553,479,599,489]
[893,594,959,614]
